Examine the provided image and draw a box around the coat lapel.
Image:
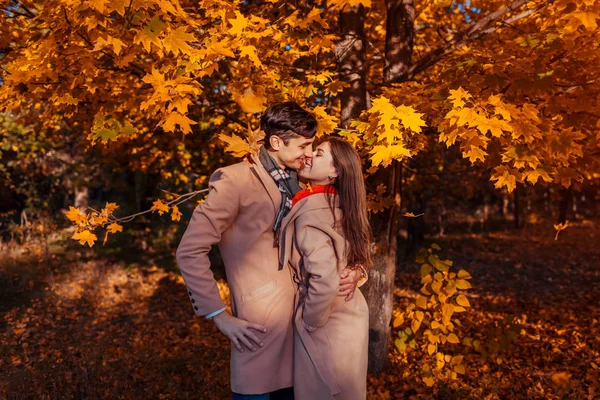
[278,194,340,271]
[249,152,281,215]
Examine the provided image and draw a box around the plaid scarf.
[258,146,302,232]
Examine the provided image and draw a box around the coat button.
[191,299,195,303]
[194,306,198,310]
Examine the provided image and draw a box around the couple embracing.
[176,102,372,399]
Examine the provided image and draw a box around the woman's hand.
[212,311,267,352]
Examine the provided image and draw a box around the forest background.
[1,0,599,398]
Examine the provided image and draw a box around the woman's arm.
[296,223,341,331]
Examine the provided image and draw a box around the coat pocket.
[241,279,276,303]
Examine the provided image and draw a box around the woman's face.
[299,141,337,184]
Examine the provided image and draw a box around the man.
[176,102,364,399]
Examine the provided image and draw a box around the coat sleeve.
[295,221,340,330]
[176,168,239,317]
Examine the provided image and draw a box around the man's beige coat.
[176,153,295,395]
[279,193,369,400]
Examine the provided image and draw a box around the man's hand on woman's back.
[338,265,366,302]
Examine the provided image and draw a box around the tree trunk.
[337,0,415,373]
[74,185,89,209]
[384,0,415,83]
[361,161,402,372]
[336,4,367,128]
[357,0,415,373]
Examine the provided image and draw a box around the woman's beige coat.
[279,193,369,400]
[176,152,295,395]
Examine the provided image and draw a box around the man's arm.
[176,168,238,316]
[176,168,266,352]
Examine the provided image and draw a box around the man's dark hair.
[260,102,317,149]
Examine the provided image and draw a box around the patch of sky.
[449,1,481,24]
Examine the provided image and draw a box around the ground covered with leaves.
[1,219,599,399]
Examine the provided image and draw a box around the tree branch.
[406,0,553,80]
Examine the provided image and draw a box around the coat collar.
[283,192,339,229]
[249,151,281,214]
[278,193,340,270]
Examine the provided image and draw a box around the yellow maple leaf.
[423,376,435,387]
[239,45,262,68]
[551,371,572,386]
[88,0,109,13]
[219,133,250,157]
[102,202,119,216]
[490,166,519,192]
[439,127,461,146]
[72,230,97,247]
[108,0,127,16]
[403,212,424,218]
[156,0,181,16]
[161,112,197,134]
[474,116,512,137]
[301,7,330,29]
[169,97,193,114]
[232,87,266,113]
[455,107,478,127]
[521,103,541,123]
[109,37,126,55]
[151,199,170,215]
[106,222,123,234]
[554,220,569,240]
[571,12,599,30]
[448,87,472,108]
[89,213,108,227]
[525,168,552,184]
[324,80,349,96]
[338,129,361,147]
[370,144,410,167]
[307,71,335,85]
[463,146,487,163]
[93,36,126,56]
[54,94,80,106]
[211,41,235,58]
[312,106,338,137]
[142,68,165,87]
[171,205,182,222]
[65,206,86,225]
[228,11,249,36]
[396,105,426,134]
[454,364,466,374]
[162,26,195,56]
[487,94,503,106]
[134,16,166,53]
[370,97,399,132]
[247,127,266,155]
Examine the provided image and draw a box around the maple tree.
[1,0,599,381]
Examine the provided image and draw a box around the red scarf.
[292,183,336,206]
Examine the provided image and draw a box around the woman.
[278,137,372,400]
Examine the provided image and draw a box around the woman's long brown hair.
[326,137,372,268]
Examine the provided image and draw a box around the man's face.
[272,136,315,170]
